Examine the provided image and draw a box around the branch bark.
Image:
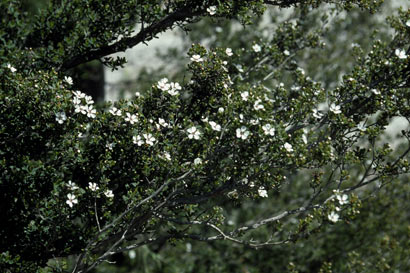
[61,6,203,70]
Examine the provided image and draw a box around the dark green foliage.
[0,0,409,272]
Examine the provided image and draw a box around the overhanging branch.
[61,6,203,70]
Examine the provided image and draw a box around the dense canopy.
[0,0,409,272]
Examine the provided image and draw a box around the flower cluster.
[7,64,17,73]
[66,180,79,207]
[133,133,156,146]
[395,48,407,59]
[88,182,114,198]
[158,118,170,128]
[109,107,122,116]
[88,182,99,191]
[72,91,96,118]
[157,78,182,96]
[208,121,221,132]
[244,178,269,198]
[327,190,350,223]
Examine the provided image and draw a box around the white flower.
[329,103,342,114]
[209,121,221,131]
[253,99,264,111]
[283,49,290,56]
[75,105,87,115]
[67,180,79,190]
[194,158,202,165]
[64,76,73,85]
[85,95,94,105]
[66,193,78,207]
[72,96,81,105]
[284,142,293,152]
[135,91,141,97]
[168,82,181,96]
[207,6,217,15]
[7,64,17,73]
[250,119,259,125]
[86,105,96,118]
[252,44,261,52]
[291,85,300,91]
[187,126,201,140]
[104,190,114,198]
[218,107,224,113]
[55,112,67,124]
[241,91,249,101]
[236,126,250,140]
[328,211,340,223]
[262,124,275,136]
[157,78,170,91]
[158,118,169,128]
[143,133,156,146]
[125,112,138,124]
[133,135,144,146]
[296,67,305,75]
[226,48,233,56]
[73,90,86,99]
[190,54,204,62]
[88,182,99,191]
[337,194,349,205]
[371,88,380,95]
[312,108,323,119]
[109,107,122,116]
[162,152,171,161]
[406,20,410,27]
[106,143,114,150]
[395,48,407,59]
[258,187,268,198]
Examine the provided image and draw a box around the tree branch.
[61,6,203,70]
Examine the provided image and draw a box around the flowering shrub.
[0,0,409,272]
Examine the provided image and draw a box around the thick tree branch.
[61,6,203,70]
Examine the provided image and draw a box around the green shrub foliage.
[0,0,409,272]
